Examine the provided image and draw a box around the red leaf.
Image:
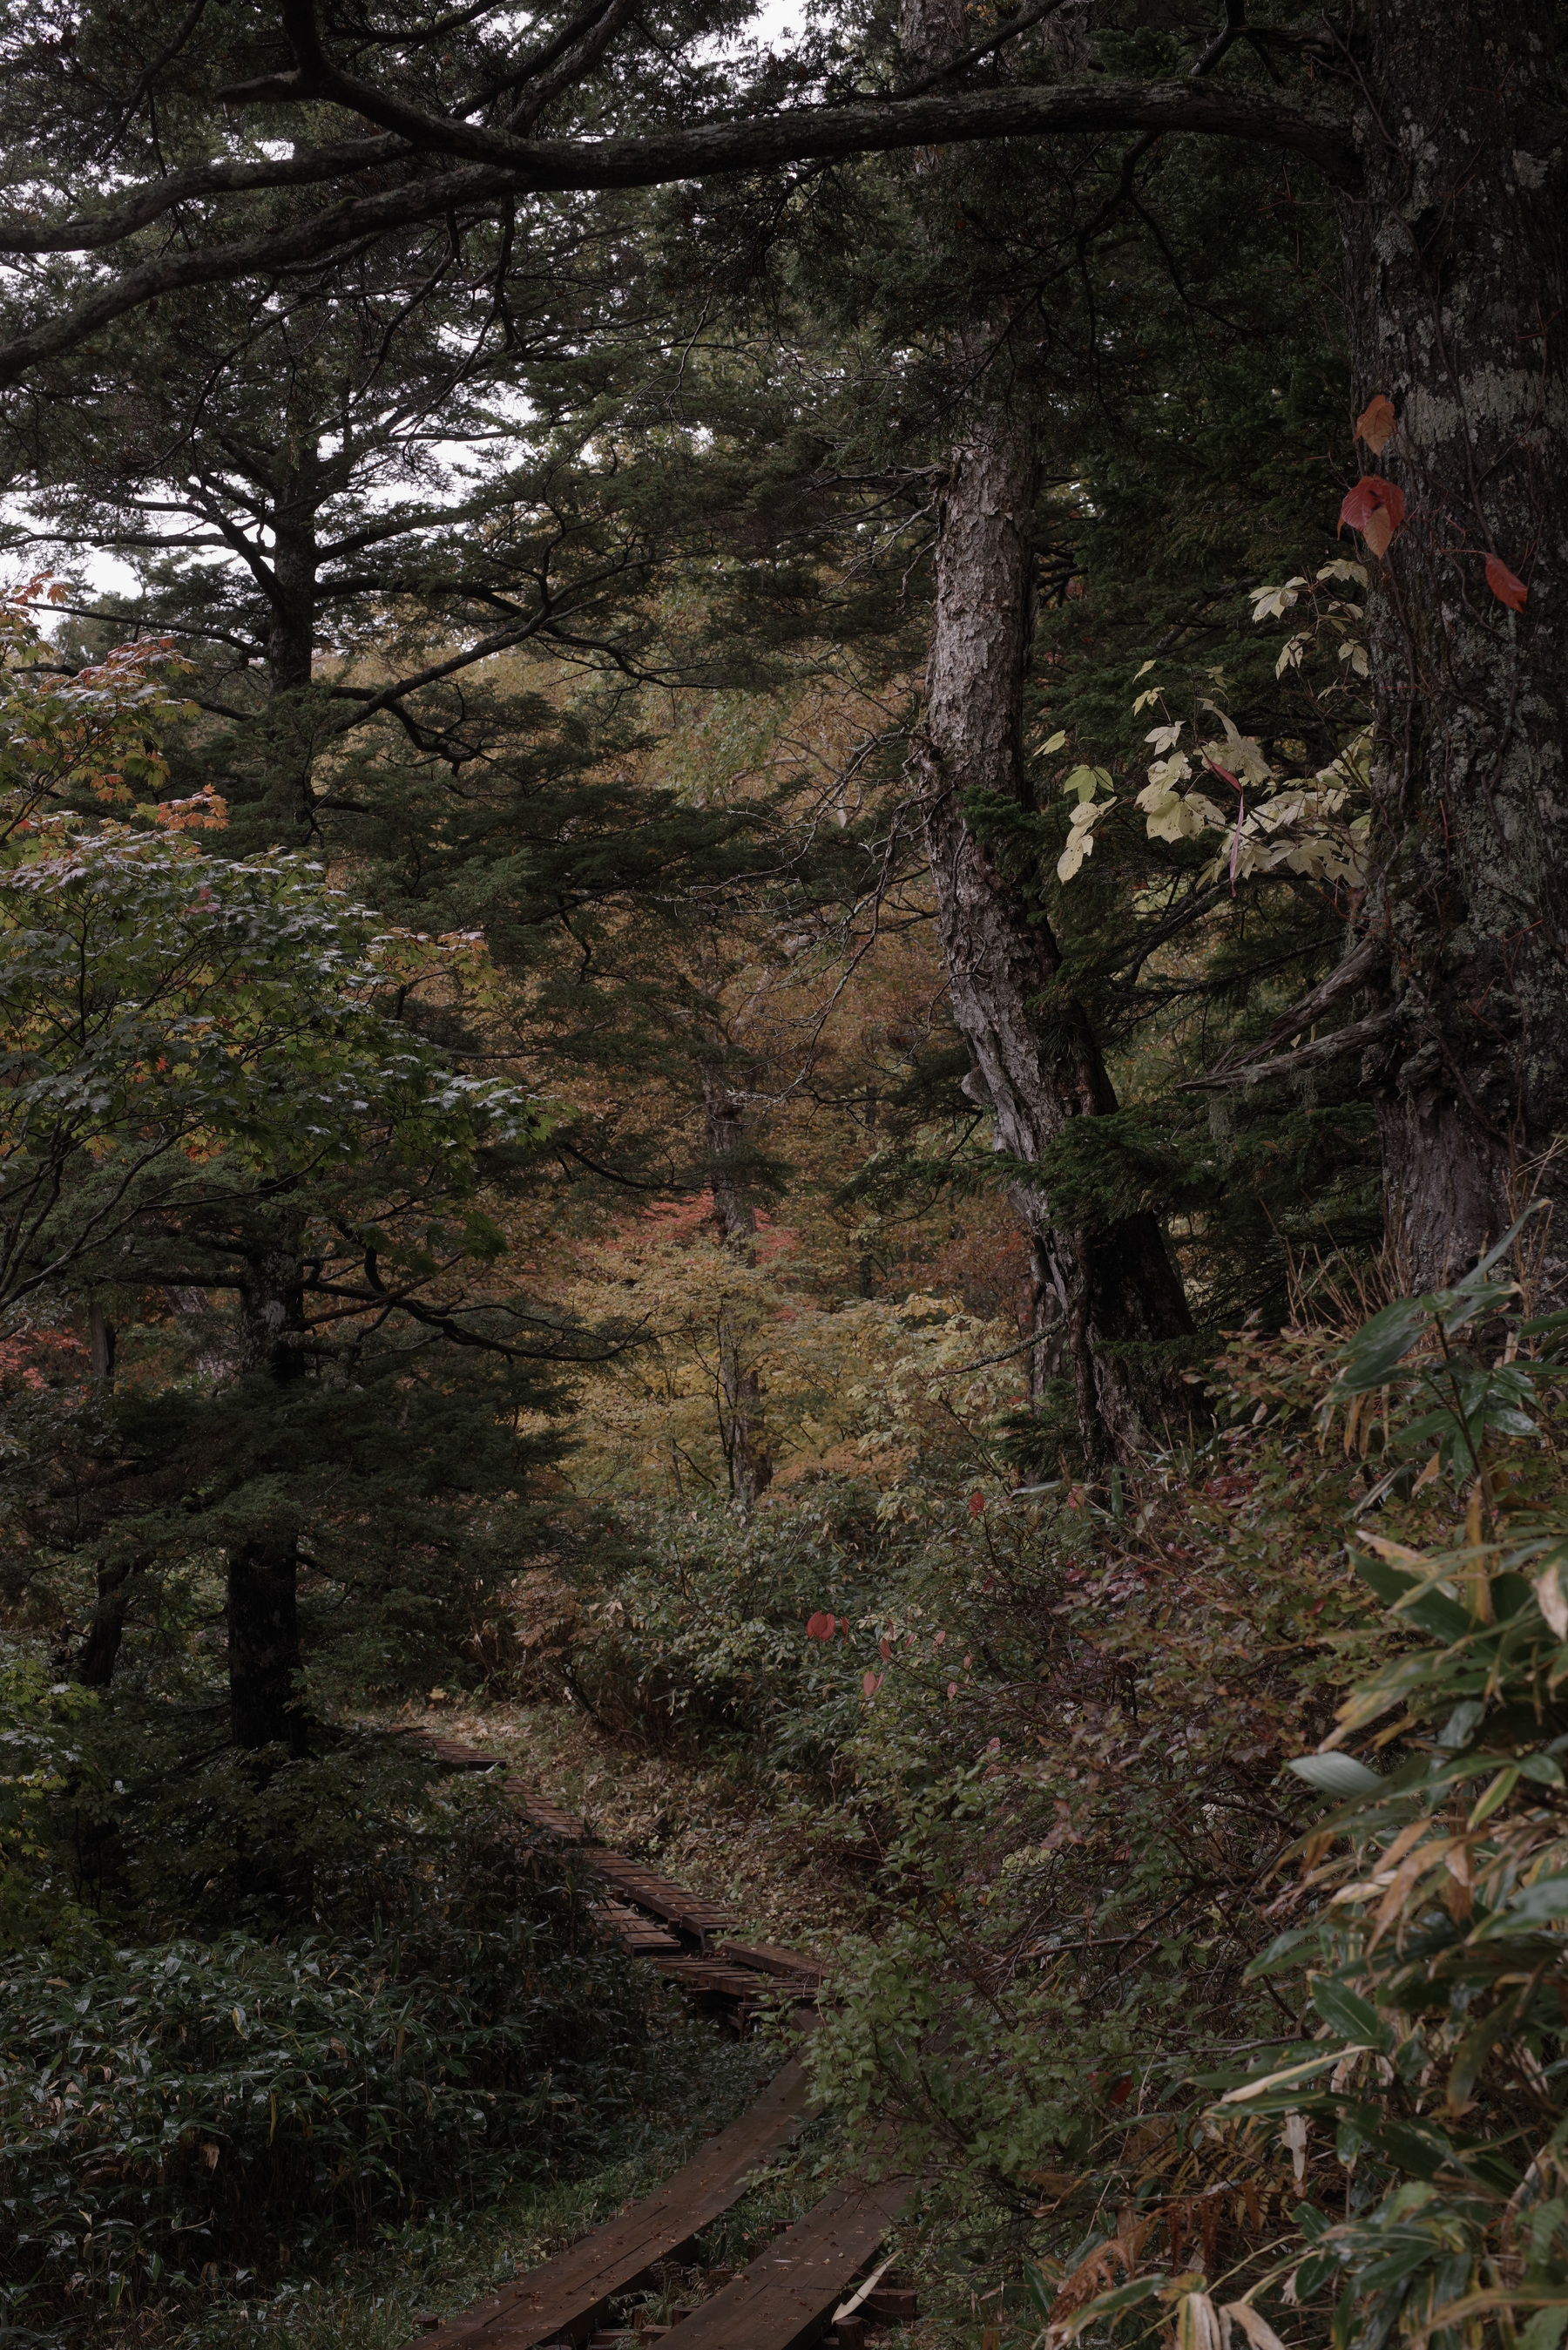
[806,1610,835,1642]
[1338,475,1406,549]
[1485,553,1528,611]
[947,1680,958,1697]
[1355,395,1397,454]
[878,1636,891,1661]
[862,1670,880,1698]
[968,1489,986,1517]
[1108,2075,1132,2107]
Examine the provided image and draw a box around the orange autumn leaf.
[1363,506,1396,560]
[1355,394,1397,454]
[1485,552,1528,611]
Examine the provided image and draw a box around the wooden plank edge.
[398,2062,815,2350]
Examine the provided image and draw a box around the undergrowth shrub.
[535,1488,900,1772]
[0,1770,649,2332]
[801,1223,1568,2350]
[1202,1222,1568,2350]
[801,1316,1396,2312]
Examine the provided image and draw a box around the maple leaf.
[1354,395,1397,454]
[1485,552,1528,611]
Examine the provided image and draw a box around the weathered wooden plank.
[404,2062,814,2350]
[589,1853,735,1938]
[666,2179,914,2350]
[716,1940,828,1986]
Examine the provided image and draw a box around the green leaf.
[1073,2277,1166,2323]
[1335,1298,1430,1389]
[1311,1979,1389,2049]
[1467,1765,1519,1827]
[1518,2308,1568,2350]
[1289,1754,1383,1798]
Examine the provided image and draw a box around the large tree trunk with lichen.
[1338,0,1568,1287]
[913,412,1195,1460]
[701,1070,773,1513]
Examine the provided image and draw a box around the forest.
[1,0,1566,2347]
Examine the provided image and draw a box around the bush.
[544,1490,897,1771]
[0,1771,649,2330]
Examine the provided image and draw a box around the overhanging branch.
[0,78,1357,386]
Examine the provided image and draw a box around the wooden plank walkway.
[415,2062,814,2350]
[413,1735,823,2015]
[402,1734,909,2350]
[661,2177,913,2350]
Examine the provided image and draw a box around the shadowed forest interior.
[3,2,1568,2348]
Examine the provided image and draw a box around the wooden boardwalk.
[417,1736,826,2027]
[652,2177,913,2350]
[403,1737,909,2350]
[417,2062,815,2350]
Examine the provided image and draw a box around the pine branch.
[0,79,1357,385]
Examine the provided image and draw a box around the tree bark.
[909,395,1195,1462]
[264,477,318,698]
[227,1538,306,1752]
[896,0,1195,1466]
[72,1554,147,1689]
[1340,0,1568,1287]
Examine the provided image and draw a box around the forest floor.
[395,1690,879,1950]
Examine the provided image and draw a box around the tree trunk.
[227,1539,306,1753]
[1342,0,1568,1286]
[896,0,1196,1464]
[701,1069,773,1514]
[911,410,1196,1462]
[229,1231,308,1755]
[71,1554,146,1689]
[264,466,319,697]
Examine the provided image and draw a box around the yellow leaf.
[1355,1529,1428,1570]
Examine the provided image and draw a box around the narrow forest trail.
[404,1737,914,2350]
